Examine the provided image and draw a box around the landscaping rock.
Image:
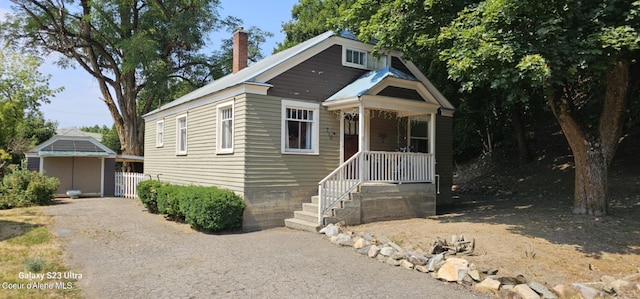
[368,245,380,258]
[426,253,444,272]
[513,284,540,299]
[331,233,353,246]
[380,246,395,257]
[387,241,405,254]
[386,257,401,266]
[353,237,367,249]
[436,257,469,282]
[572,283,605,299]
[415,265,429,273]
[406,250,429,266]
[528,280,556,299]
[357,245,370,255]
[377,254,387,263]
[391,252,406,260]
[321,223,340,237]
[400,259,414,270]
[552,284,578,298]
[498,275,527,286]
[475,278,501,294]
[468,269,481,282]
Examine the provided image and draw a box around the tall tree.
[440,0,640,215]
[275,0,355,52]
[0,48,61,159]
[1,0,234,170]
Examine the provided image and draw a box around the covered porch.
[318,71,441,224]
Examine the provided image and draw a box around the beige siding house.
[143,30,455,231]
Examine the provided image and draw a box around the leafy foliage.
[136,180,165,214]
[276,0,355,52]
[146,183,245,232]
[0,169,59,209]
[0,49,61,162]
[0,0,242,165]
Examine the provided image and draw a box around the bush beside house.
[0,169,59,209]
[137,181,245,232]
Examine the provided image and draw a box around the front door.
[343,115,359,161]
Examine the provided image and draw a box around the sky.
[0,0,299,128]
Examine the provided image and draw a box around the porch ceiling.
[322,94,440,116]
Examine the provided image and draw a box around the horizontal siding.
[143,96,245,193]
[243,94,340,190]
[267,45,367,102]
[436,114,453,205]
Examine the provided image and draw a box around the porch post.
[358,103,365,152]
[430,113,436,154]
[340,110,345,163]
[358,100,365,182]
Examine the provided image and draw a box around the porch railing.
[115,172,147,198]
[317,151,434,224]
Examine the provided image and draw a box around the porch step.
[284,218,321,233]
[294,210,318,223]
[302,202,319,213]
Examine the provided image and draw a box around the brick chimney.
[233,28,248,73]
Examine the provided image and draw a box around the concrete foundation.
[325,183,436,226]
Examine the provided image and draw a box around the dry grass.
[0,207,82,299]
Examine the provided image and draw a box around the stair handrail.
[317,151,363,224]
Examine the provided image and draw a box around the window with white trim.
[217,102,234,154]
[409,116,429,153]
[156,120,164,147]
[343,47,387,70]
[281,100,319,154]
[176,114,188,155]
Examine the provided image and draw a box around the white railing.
[363,151,434,183]
[317,151,434,224]
[318,152,363,224]
[115,172,148,198]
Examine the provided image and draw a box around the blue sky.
[0,0,299,128]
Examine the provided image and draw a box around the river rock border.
[320,223,640,299]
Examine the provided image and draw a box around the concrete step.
[294,210,318,223]
[311,195,319,204]
[302,202,318,213]
[284,218,321,233]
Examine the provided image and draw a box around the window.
[217,102,234,154]
[409,116,429,153]
[156,120,164,147]
[281,100,319,154]
[176,114,187,155]
[343,47,387,70]
[346,49,366,66]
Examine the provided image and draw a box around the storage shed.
[25,128,116,197]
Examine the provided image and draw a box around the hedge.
[138,182,245,232]
[136,180,165,213]
[0,169,59,209]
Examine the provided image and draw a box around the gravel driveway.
[44,198,485,298]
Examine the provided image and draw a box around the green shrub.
[181,186,245,232]
[0,169,59,209]
[137,180,164,213]
[156,184,186,221]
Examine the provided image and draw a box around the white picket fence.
[115,172,148,198]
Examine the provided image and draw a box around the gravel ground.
[43,197,486,299]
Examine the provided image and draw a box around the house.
[25,128,117,198]
[142,30,455,231]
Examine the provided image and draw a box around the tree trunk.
[548,61,632,216]
[511,105,532,162]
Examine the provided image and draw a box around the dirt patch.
[351,126,640,297]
